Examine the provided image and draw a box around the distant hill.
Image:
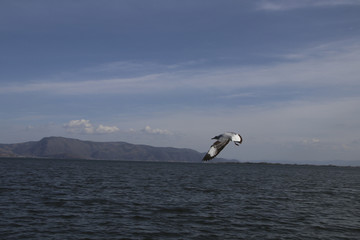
[0,136,231,162]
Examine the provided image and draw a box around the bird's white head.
[233,133,242,145]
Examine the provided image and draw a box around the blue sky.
[1,0,360,165]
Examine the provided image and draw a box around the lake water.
[1,158,359,240]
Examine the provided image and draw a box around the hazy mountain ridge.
[0,136,217,162]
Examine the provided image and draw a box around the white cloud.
[142,126,172,135]
[302,138,320,145]
[96,124,119,134]
[64,119,119,134]
[64,119,94,134]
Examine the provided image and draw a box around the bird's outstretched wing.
[202,139,230,161]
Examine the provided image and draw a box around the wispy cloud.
[1,74,165,95]
[257,0,360,11]
[64,119,119,134]
[3,40,360,97]
[83,61,169,77]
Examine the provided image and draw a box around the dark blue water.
[1,158,359,240]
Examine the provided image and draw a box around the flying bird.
[203,132,242,161]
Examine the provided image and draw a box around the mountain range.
[0,136,231,162]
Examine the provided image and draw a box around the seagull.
[202,132,243,161]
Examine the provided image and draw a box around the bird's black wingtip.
[202,154,212,161]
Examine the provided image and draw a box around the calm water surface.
[1,158,359,239]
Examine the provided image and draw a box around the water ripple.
[1,159,359,239]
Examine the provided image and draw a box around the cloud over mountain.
[64,119,119,134]
[142,126,172,135]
